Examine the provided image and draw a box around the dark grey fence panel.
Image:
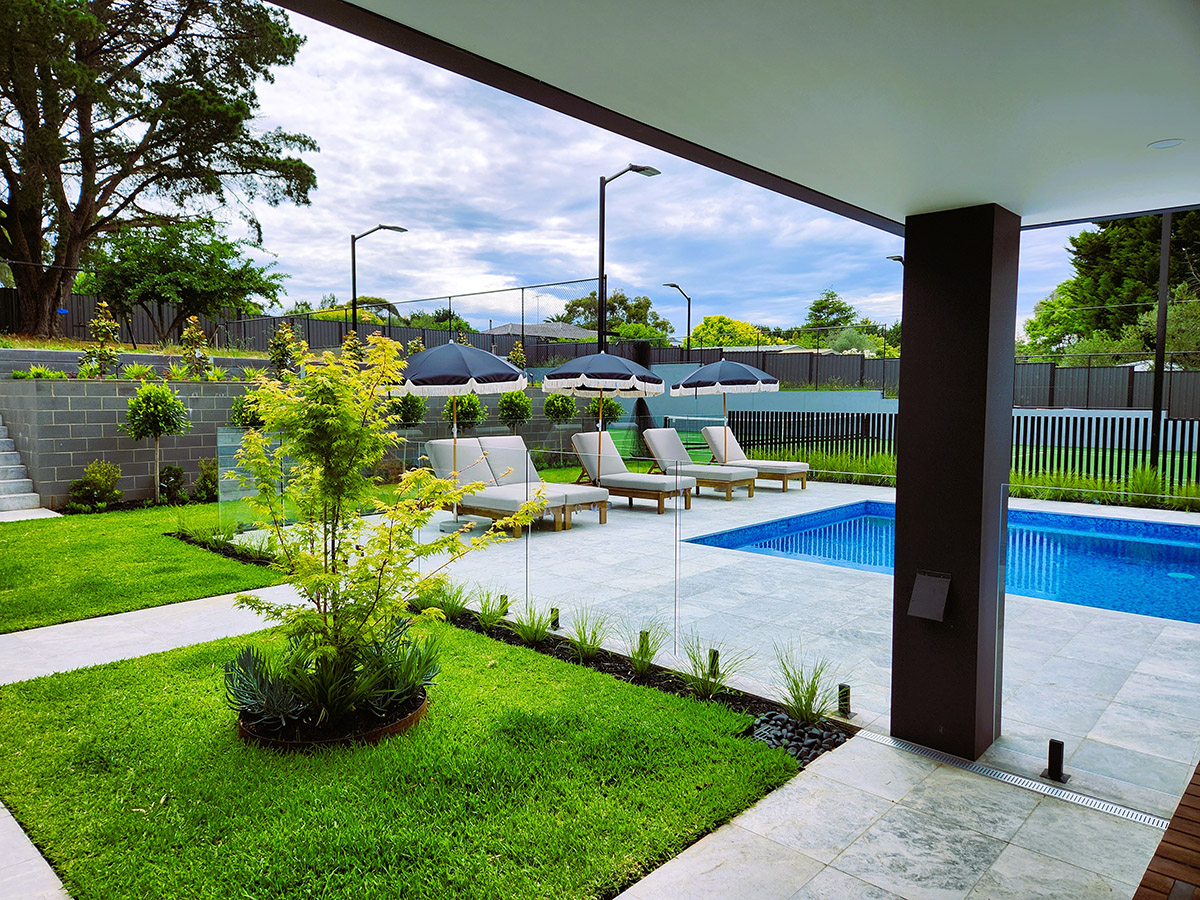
[1170,371,1200,419]
[1053,368,1089,408]
[1013,363,1052,407]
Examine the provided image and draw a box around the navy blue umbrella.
[543,351,664,430]
[670,359,779,460]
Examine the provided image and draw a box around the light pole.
[662,282,692,359]
[598,163,660,352]
[351,224,407,330]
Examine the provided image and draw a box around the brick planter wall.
[0,379,250,508]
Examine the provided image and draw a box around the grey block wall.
[0,379,249,508]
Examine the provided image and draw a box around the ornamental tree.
[124,382,191,502]
[0,0,316,336]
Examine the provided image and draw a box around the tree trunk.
[154,437,161,504]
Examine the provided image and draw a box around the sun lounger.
[643,427,757,500]
[426,437,608,535]
[571,430,695,514]
[701,426,809,491]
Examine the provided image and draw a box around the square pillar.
[891,203,1019,760]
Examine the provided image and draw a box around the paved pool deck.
[1,481,1197,899]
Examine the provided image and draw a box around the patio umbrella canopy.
[542,351,665,432]
[670,359,779,461]
[398,341,527,530]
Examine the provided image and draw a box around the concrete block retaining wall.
[0,347,268,377]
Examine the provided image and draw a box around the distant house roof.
[482,322,598,340]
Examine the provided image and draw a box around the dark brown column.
[891,203,1020,760]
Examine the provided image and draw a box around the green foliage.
[622,620,669,680]
[223,645,311,731]
[120,362,156,381]
[190,457,219,503]
[159,465,188,505]
[12,365,67,379]
[267,321,301,380]
[507,341,526,369]
[78,301,121,377]
[441,393,487,428]
[91,221,287,345]
[545,290,673,334]
[0,0,315,336]
[173,512,274,563]
[803,289,859,332]
[474,589,510,634]
[497,390,533,429]
[566,607,610,662]
[394,307,474,332]
[586,395,623,423]
[775,642,837,726]
[65,460,124,513]
[828,327,883,356]
[384,392,427,428]
[543,392,578,425]
[678,635,754,700]
[411,579,470,620]
[1126,466,1164,507]
[614,321,672,347]
[229,333,541,731]
[123,382,191,503]
[690,315,783,348]
[180,316,212,379]
[507,603,553,646]
[164,362,190,380]
[406,337,425,356]
[228,394,264,428]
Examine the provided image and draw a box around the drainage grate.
[856,729,1169,829]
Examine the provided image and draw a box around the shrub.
[164,362,189,380]
[208,365,228,382]
[160,465,188,505]
[78,300,121,378]
[507,603,553,646]
[190,457,220,503]
[180,316,212,379]
[227,333,540,734]
[543,392,577,425]
[441,392,486,429]
[267,321,301,380]
[678,634,754,700]
[410,579,470,620]
[1126,466,1164,507]
[384,393,427,428]
[13,365,67,379]
[775,642,837,726]
[120,362,156,381]
[497,390,532,430]
[228,393,264,428]
[65,459,124,512]
[622,620,668,680]
[507,341,526,369]
[123,381,191,503]
[586,396,623,424]
[566,607,610,662]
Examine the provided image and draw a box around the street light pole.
[663,282,692,360]
[597,163,660,353]
[351,224,407,330]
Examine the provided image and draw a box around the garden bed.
[0,626,798,900]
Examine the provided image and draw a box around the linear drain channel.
[855,730,1169,830]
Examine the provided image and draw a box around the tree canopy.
[1022,212,1200,354]
[803,289,859,333]
[690,315,784,347]
[0,0,316,335]
[89,220,285,343]
[547,290,674,338]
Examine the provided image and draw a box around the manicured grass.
[0,626,798,900]
[0,505,282,633]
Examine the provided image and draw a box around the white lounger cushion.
[426,438,495,484]
[571,430,630,480]
[701,426,810,474]
[643,428,757,481]
[461,483,540,513]
[599,472,697,492]
[478,435,609,506]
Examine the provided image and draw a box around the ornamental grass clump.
[566,607,611,662]
[775,641,837,726]
[623,619,668,680]
[508,603,553,646]
[227,333,542,739]
[678,634,754,700]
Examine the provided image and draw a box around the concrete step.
[0,452,19,466]
[0,425,8,439]
[0,479,34,495]
[0,493,41,512]
[0,438,13,453]
[0,465,24,480]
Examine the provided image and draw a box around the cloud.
[241,11,1081,338]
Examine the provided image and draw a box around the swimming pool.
[687,501,1200,623]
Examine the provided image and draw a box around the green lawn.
[0,626,797,900]
[0,505,282,634]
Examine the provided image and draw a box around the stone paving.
[1,480,1198,899]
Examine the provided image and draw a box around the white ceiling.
[319,0,1200,232]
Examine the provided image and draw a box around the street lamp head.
[630,164,661,177]
[886,255,904,264]
[662,282,679,288]
[379,224,408,233]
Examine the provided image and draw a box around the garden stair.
[0,413,42,511]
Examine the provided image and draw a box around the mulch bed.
[168,531,275,567]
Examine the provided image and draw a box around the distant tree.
[286,300,316,315]
[0,0,316,336]
[614,321,671,347]
[90,220,285,344]
[405,307,474,333]
[549,290,674,335]
[690,315,783,347]
[829,327,881,356]
[803,289,859,333]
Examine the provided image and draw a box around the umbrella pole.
[597,386,604,433]
[452,396,458,520]
[723,392,728,462]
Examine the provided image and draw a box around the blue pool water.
[687,501,1200,624]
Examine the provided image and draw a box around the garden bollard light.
[638,631,650,657]
[550,608,559,630]
[708,649,720,680]
[1041,739,1070,783]
[838,683,852,718]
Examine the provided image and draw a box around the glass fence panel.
[981,480,1200,818]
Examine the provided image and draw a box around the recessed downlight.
[1147,138,1184,150]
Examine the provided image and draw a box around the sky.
[240,10,1084,338]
